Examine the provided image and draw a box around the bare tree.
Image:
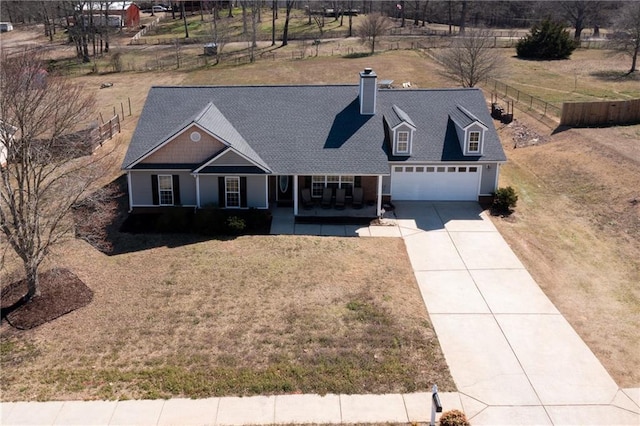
[560,0,602,41]
[271,0,276,46]
[181,0,190,38]
[0,50,108,303]
[438,27,501,87]
[210,1,230,64]
[357,13,392,54]
[609,1,640,74]
[281,0,294,47]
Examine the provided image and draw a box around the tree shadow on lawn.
[589,70,639,82]
[72,175,272,256]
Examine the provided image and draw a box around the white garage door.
[391,165,481,201]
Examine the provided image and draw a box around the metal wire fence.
[486,78,562,120]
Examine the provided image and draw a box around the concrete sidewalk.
[1,392,462,425]
[393,201,640,425]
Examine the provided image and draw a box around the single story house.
[122,69,507,217]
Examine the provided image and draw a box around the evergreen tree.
[516,19,578,60]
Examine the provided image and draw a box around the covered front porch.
[269,174,388,218]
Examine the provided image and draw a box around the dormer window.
[468,131,480,153]
[386,105,416,157]
[450,105,488,157]
[397,131,410,154]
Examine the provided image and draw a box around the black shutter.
[218,177,225,207]
[355,176,362,187]
[172,175,181,205]
[151,175,159,205]
[240,177,247,207]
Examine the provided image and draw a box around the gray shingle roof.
[122,85,506,174]
[449,105,485,129]
[194,103,270,172]
[389,105,416,128]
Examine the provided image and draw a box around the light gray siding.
[129,171,154,206]
[177,172,197,205]
[199,176,219,207]
[198,175,268,208]
[479,163,498,195]
[213,151,254,166]
[246,176,268,207]
[129,171,197,206]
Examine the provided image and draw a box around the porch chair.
[300,188,314,209]
[321,187,333,209]
[352,187,364,209]
[335,188,346,210]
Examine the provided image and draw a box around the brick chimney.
[359,68,377,115]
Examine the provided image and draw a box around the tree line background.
[0,1,631,40]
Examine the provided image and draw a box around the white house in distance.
[0,121,17,167]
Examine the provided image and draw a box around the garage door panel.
[391,165,480,201]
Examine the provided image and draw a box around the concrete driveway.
[393,201,639,425]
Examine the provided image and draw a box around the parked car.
[152,5,168,13]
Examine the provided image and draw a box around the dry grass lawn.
[493,116,640,388]
[494,48,640,104]
[1,234,454,401]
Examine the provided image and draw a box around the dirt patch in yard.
[493,114,640,388]
[1,269,93,330]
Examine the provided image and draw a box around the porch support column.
[376,175,383,217]
[293,175,299,216]
[264,175,269,208]
[127,171,133,212]
[195,175,201,208]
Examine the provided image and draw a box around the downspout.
[293,175,299,216]
[127,171,133,212]
[376,175,383,217]
[195,174,201,207]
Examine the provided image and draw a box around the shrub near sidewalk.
[439,409,471,426]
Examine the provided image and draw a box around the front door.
[276,175,293,206]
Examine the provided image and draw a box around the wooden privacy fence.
[560,100,640,127]
[99,115,121,142]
